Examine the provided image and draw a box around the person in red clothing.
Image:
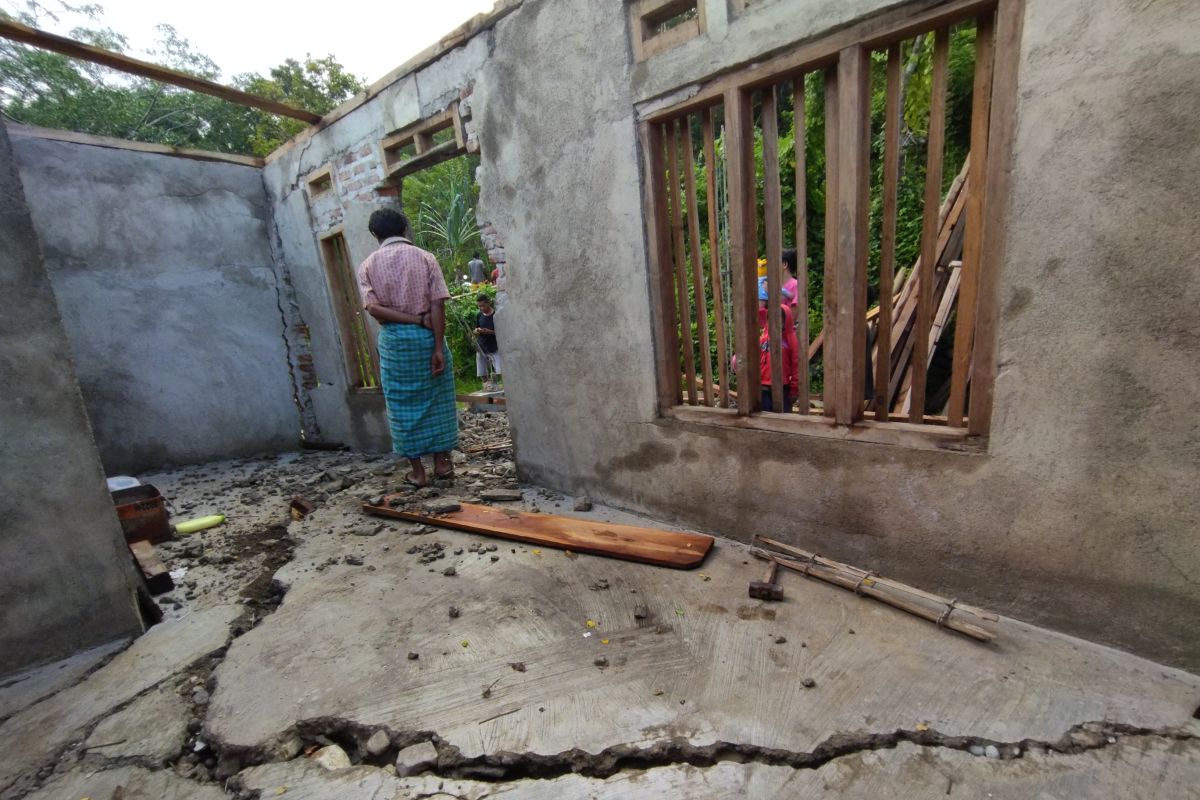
[758,304,800,412]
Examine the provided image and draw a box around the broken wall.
[261,17,504,452]
[11,134,299,474]
[0,120,144,675]
[474,0,1200,670]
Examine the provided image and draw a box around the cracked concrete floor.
[2,413,1199,798]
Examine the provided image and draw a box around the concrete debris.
[312,743,352,770]
[395,741,439,777]
[425,499,463,515]
[801,677,816,689]
[481,489,523,502]
[449,606,461,618]
[574,496,594,512]
[365,729,391,757]
[443,566,457,577]
[408,652,420,660]
[589,578,610,591]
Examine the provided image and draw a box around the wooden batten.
[702,110,731,408]
[761,87,786,413]
[666,119,698,405]
[725,87,760,415]
[682,118,715,406]
[875,45,902,421]
[792,76,811,415]
[821,66,840,418]
[910,27,950,422]
[640,122,683,410]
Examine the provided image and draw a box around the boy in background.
[473,294,501,391]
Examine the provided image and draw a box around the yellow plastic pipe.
[174,514,225,535]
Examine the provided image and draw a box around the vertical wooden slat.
[969,0,1024,436]
[640,121,682,409]
[831,45,871,426]
[909,27,949,423]
[762,86,785,412]
[682,117,714,407]
[792,76,810,414]
[875,44,902,421]
[947,13,995,428]
[666,118,697,404]
[821,66,839,418]
[703,109,730,408]
[725,86,760,415]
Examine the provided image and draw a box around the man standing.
[467,252,488,284]
[474,294,502,391]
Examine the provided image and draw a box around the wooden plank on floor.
[910,27,950,423]
[762,86,786,412]
[363,501,715,569]
[683,116,715,407]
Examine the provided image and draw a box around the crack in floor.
[216,717,1199,789]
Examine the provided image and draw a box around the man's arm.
[366,303,427,327]
[430,298,447,376]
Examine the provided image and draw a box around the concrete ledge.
[6,124,264,167]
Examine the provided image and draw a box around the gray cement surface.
[0,640,127,721]
[0,424,1195,798]
[0,119,144,676]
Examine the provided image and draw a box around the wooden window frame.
[639,0,1024,448]
[631,0,705,61]
[319,228,381,392]
[379,102,467,180]
[305,164,334,198]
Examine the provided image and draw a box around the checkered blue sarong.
[377,323,458,458]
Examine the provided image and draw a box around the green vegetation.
[0,2,363,156]
[401,154,484,290]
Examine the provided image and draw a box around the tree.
[0,1,364,156]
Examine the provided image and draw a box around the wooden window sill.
[663,404,986,454]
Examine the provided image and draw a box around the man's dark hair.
[782,248,798,277]
[473,251,480,258]
[368,208,410,240]
[477,293,494,305]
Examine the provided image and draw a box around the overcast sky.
[8,0,497,84]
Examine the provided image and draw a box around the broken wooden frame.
[0,18,322,124]
[318,229,381,391]
[630,0,705,61]
[639,0,1021,440]
[379,102,467,180]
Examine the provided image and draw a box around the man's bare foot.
[433,452,454,478]
[406,458,428,487]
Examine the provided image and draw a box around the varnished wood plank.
[970,0,1021,436]
[703,109,731,408]
[875,44,902,421]
[762,87,786,412]
[682,117,715,407]
[666,119,698,405]
[822,67,840,418]
[640,122,683,408]
[831,45,871,426]
[792,76,811,414]
[0,19,322,123]
[947,14,994,427]
[910,28,950,423]
[725,87,760,414]
[364,501,715,569]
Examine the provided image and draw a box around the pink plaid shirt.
[356,237,450,314]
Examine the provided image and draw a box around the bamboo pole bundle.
[753,535,998,642]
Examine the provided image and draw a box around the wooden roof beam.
[0,19,323,124]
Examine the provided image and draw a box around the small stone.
[449,606,460,618]
[486,544,498,552]
[344,556,364,566]
[407,652,419,660]
[425,499,462,515]
[983,744,1001,759]
[187,717,202,733]
[192,688,210,705]
[573,496,593,512]
[968,744,985,756]
[490,555,499,562]
[313,744,352,771]
[593,657,609,667]
[589,578,610,591]
[366,729,391,757]
[633,605,649,620]
[801,677,816,688]
[774,636,787,644]
[509,661,526,672]
[443,566,457,577]
[394,741,438,777]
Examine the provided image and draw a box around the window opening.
[320,230,380,390]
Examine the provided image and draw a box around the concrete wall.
[0,120,144,676]
[470,0,1200,670]
[11,136,299,473]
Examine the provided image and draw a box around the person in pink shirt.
[357,209,458,487]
